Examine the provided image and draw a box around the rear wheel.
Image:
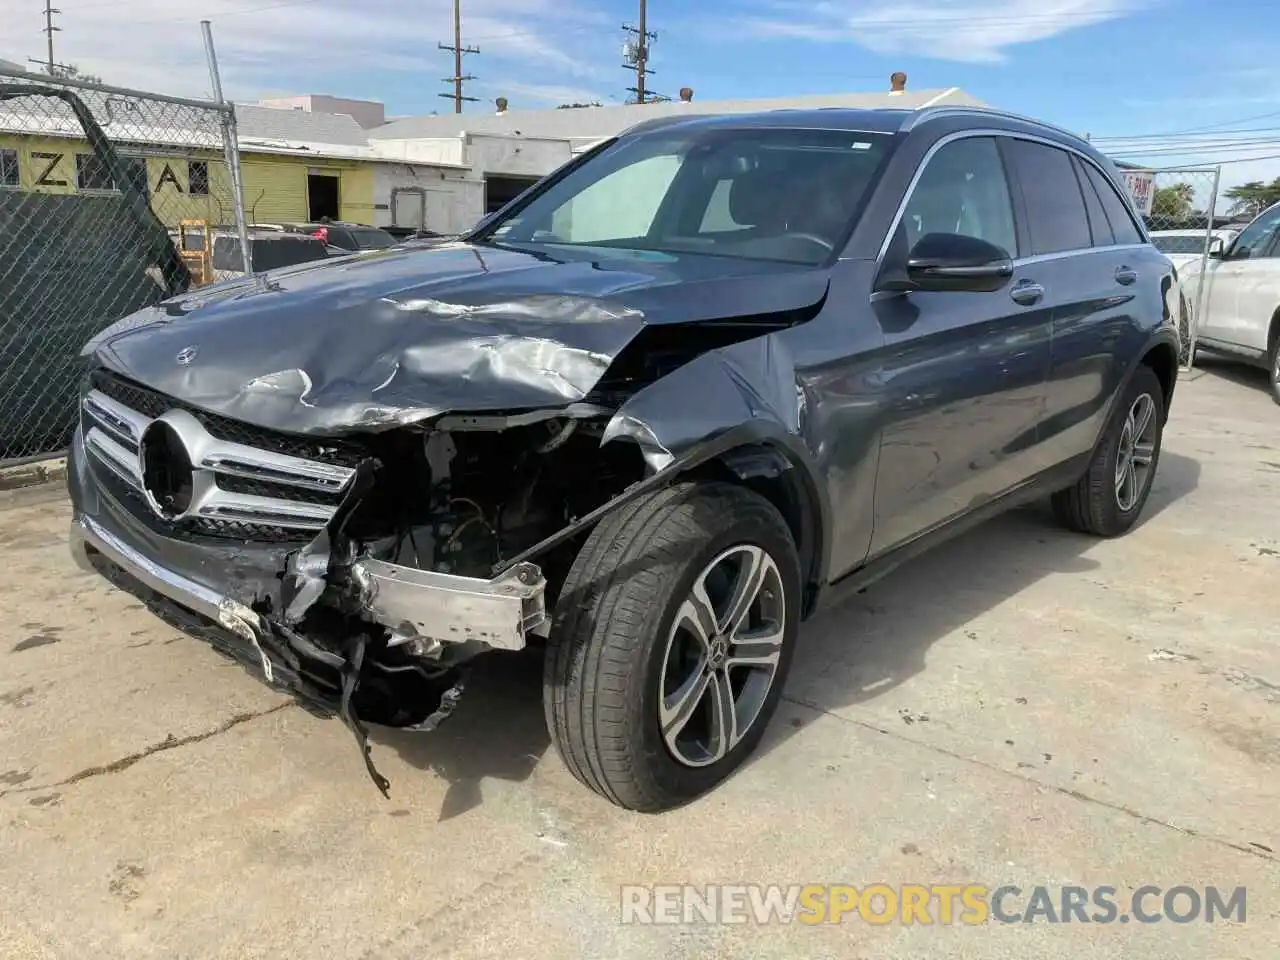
[1052,364,1165,537]
[543,482,801,812]
[1268,333,1280,406]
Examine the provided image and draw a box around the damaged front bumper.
[67,426,549,794]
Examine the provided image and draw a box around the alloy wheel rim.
[658,544,786,768]
[1115,392,1157,513]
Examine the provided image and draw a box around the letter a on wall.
[156,162,183,193]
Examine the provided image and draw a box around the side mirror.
[881,232,1014,294]
[1208,237,1226,258]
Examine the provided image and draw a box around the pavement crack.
[781,694,1278,864]
[0,702,292,799]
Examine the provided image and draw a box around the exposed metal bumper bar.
[353,558,549,652]
[72,514,550,655]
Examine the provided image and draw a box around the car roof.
[621,104,1103,167]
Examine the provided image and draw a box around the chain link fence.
[1120,165,1223,368]
[0,65,248,464]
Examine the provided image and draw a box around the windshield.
[1152,234,1211,255]
[482,126,895,265]
[351,228,396,250]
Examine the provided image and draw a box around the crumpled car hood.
[87,241,829,435]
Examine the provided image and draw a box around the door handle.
[1010,280,1044,305]
[1115,265,1138,285]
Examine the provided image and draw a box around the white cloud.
[0,0,611,106]
[741,0,1148,64]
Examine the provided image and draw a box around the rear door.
[1006,139,1159,466]
[868,135,1053,555]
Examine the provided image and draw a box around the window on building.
[188,160,209,196]
[0,148,17,187]
[75,153,115,191]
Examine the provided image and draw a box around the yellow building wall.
[0,133,378,229]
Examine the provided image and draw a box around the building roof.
[234,102,371,148]
[369,87,984,143]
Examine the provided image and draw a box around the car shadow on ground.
[372,647,550,820]
[748,449,1202,767]
[1190,353,1272,395]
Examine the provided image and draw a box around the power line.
[438,0,479,114]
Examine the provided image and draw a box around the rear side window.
[1005,139,1091,255]
[1081,164,1144,245]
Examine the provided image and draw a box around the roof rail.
[900,105,1089,145]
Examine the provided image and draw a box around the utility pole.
[438,0,479,114]
[622,0,662,104]
[41,0,61,74]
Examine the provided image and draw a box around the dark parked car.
[281,221,397,252]
[68,106,1179,811]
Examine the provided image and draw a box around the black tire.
[1177,294,1191,366]
[543,482,801,812]
[1268,333,1280,406]
[1051,364,1165,537]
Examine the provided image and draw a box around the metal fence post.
[201,19,253,276]
[1187,166,1222,371]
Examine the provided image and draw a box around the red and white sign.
[1121,170,1155,217]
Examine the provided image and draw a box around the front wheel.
[544,482,801,812]
[1051,364,1166,537]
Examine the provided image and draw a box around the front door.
[868,135,1052,555]
[1199,204,1280,351]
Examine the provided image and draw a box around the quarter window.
[1225,205,1280,260]
[0,148,17,187]
[1073,157,1114,247]
[1081,163,1144,245]
[1005,139,1091,255]
[902,136,1017,256]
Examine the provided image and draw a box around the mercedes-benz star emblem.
[175,345,198,365]
[139,419,196,520]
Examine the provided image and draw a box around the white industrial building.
[248,82,985,235]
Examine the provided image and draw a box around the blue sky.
[2,0,1278,188]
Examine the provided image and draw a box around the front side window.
[482,126,895,265]
[902,136,1017,255]
[1006,139,1092,255]
[1226,205,1280,260]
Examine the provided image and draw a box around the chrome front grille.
[81,378,358,540]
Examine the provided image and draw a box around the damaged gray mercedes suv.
[69,105,1179,811]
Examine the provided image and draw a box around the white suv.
[1182,202,1280,402]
